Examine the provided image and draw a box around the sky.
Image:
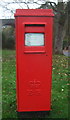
[0,0,68,19]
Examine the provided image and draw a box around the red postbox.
[14,9,54,117]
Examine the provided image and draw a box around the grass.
[2,50,69,119]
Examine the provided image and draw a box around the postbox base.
[17,111,50,118]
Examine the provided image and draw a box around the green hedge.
[2,26,15,49]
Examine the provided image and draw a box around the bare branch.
[14,0,30,9]
[38,1,57,9]
[50,2,58,12]
[23,2,30,9]
[0,3,14,13]
[14,0,23,9]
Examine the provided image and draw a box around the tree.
[39,0,68,54]
[54,1,68,54]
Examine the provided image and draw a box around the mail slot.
[14,9,54,117]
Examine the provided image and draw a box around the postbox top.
[14,9,54,17]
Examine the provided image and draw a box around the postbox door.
[16,20,53,112]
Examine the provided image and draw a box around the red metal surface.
[14,9,54,112]
[14,9,54,17]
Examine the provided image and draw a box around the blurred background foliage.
[2,26,15,49]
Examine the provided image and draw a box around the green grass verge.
[2,50,69,119]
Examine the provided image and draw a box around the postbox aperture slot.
[25,23,45,33]
[25,24,45,27]
[25,33,44,46]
